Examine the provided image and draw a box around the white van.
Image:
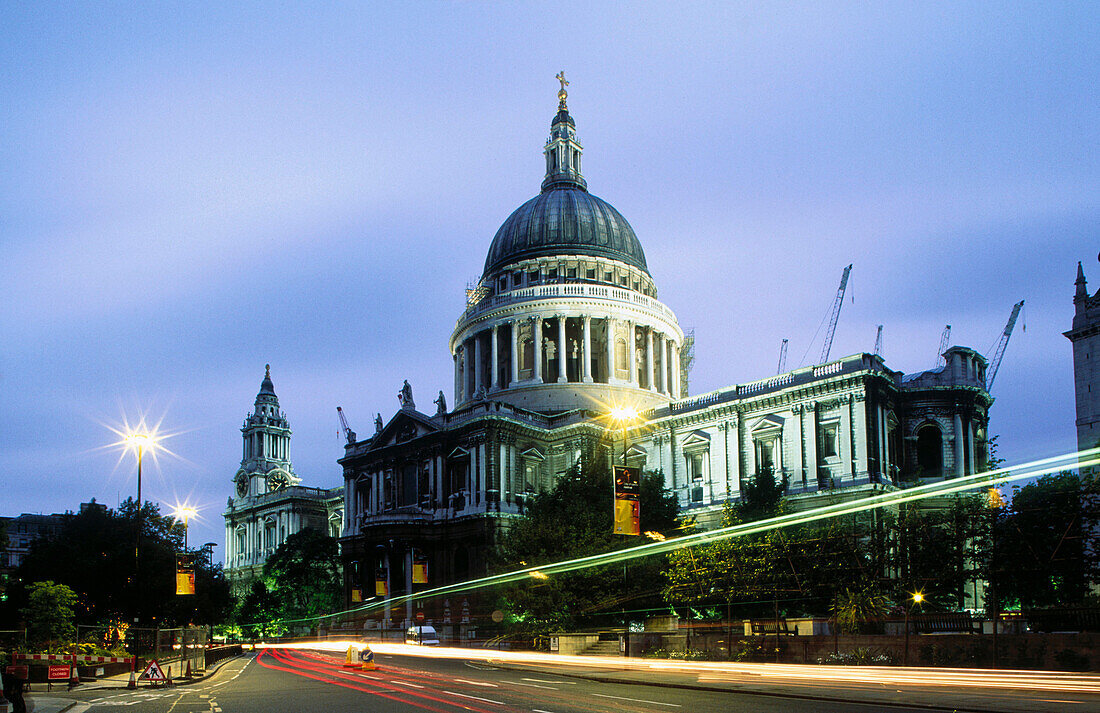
[405,625,441,646]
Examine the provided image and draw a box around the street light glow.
[912,591,924,604]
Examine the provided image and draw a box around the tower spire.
[542,72,586,193]
[1076,261,1089,305]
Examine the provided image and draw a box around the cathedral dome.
[483,188,649,277]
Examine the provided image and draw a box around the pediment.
[681,429,711,450]
[750,414,784,433]
[519,447,545,461]
[373,409,439,448]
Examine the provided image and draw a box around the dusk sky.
[3,2,1096,554]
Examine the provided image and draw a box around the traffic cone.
[185,660,192,678]
[127,670,137,690]
[68,664,81,689]
[360,646,375,671]
[166,666,173,686]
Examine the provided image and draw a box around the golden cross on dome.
[556,71,569,107]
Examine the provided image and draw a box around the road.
[27,648,1100,713]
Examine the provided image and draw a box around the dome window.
[586,268,596,280]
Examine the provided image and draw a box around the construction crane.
[986,300,1024,391]
[936,325,951,368]
[819,264,853,364]
[873,325,883,357]
[679,329,695,397]
[777,338,789,374]
[336,406,356,445]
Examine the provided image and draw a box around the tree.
[992,472,1100,608]
[496,453,679,634]
[4,500,230,629]
[22,581,77,650]
[262,528,342,625]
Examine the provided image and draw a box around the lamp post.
[123,431,158,622]
[610,405,638,466]
[904,591,923,666]
[172,505,198,552]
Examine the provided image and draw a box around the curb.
[495,662,1004,713]
[82,654,243,690]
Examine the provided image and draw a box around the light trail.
[296,447,1098,624]
[263,641,1100,695]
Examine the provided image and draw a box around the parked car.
[405,625,441,646]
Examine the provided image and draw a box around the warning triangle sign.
[140,660,167,681]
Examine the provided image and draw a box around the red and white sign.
[15,653,132,664]
[47,665,71,681]
[140,660,167,681]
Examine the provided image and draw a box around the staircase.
[579,639,621,656]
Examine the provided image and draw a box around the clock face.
[235,473,249,498]
[267,471,289,492]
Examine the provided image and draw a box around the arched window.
[916,424,943,478]
[615,337,628,375]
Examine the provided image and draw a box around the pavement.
[6,655,242,713]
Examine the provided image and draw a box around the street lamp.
[172,505,198,551]
[122,429,159,623]
[904,590,924,666]
[610,405,639,465]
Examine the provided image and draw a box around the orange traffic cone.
[68,665,81,689]
[185,660,192,678]
[166,666,173,686]
[127,670,137,690]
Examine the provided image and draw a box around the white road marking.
[522,678,576,684]
[393,680,426,689]
[533,709,558,713]
[444,690,505,705]
[592,692,681,707]
[504,680,557,689]
[453,677,499,687]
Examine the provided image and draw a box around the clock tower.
[234,364,300,498]
[223,365,343,595]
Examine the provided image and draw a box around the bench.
[912,612,979,634]
[750,619,798,636]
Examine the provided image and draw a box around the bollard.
[360,646,375,671]
[343,645,358,668]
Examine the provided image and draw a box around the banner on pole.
[613,465,641,536]
[175,554,196,596]
[375,568,388,597]
[412,551,428,584]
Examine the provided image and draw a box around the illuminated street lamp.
[904,590,924,666]
[121,429,159,622]
[609,405,639,465]
[172,505,198,551]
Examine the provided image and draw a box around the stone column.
[473,333,482,396]
[646,328,656,391]
[628,321,638,385]
[582,315,593,382]
[533,317,542,382]
[557,315,567,383]
[510,320,519,385]
[804,404,818,485]
[346,478,356,532]
[880,407,889,480]
[853,395,869,480]
[789,406,804,487]
[490,324,500,390]
[840,396,853,481]
[954,413,965,478]
[606,317,616,384]
[967,420,976,475]
[671,342,681,398]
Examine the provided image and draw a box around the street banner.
[613,465,641,535]
[375,568,388,597]
[175,553,196,596]
[412,551,428,584]
[351,587,362,603]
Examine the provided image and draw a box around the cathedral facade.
[337,82,995,633]
[224,366,343,595]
